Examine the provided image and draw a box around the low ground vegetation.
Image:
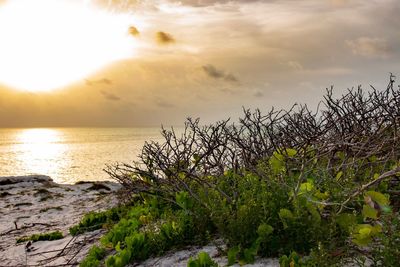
[16,231,63,244]
[74,76,400,266]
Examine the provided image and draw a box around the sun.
[0,0,137,92]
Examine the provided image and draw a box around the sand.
[0,175,121,266]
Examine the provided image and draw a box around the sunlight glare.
[0,0,137,92]
[15,129,66,179]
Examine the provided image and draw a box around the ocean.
[0,128,164,184]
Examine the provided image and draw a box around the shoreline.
[0,175,121,266]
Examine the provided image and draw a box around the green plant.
[187,251,218,267]
[227,246,240,266]
[16,231,63,243]
[80,245,106,267]
[70,211,108,235]
[279,251,306,267]
[370,214,400,266]
[70,206,128,236]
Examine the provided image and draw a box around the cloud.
[100,90,120,101]
[85,78,112,86]
[202,64,224,79]
[220,87,237,94]
[346,37,391,58]
[172,0,260,7]
[156,31,175,44]
[287,61,304,71]
[128,26,140,36]
[156,99,175,108]
[91,0,139,11]
[202,64,239,82]
[253,90,264,97]
[330,0,350,7]
[225,73,239,82]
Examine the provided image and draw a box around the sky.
[0,0,399,127]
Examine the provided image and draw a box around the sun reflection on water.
[0,128,163,184]
[15,128,67,180]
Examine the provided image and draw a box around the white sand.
[0,175,121,266]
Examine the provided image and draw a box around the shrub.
[80,245,107,267]
[79,75,400,266]
[70,206,128,236]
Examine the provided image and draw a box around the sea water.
[0,128,163,183]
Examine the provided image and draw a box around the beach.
[0,175,121,266]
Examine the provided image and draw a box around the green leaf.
[227,246,240,266]
[269,149,297,174]
[362,205,378,219]
[381,205,392,213]
[198,251,211,264]
[115,241,121,252]
[314,190,329,200]
[257,223,274,239]
[269,151,285,174]
[335,171,343,181]
[371,224,382,235]
[359,227,372,238]
[365,191,389,206]
[105,255,115,267]
[279,255,289,267]
[306,203,321,223]
[336,213,357,233]
[187,251,218,267]
[285,148,297,157]
[187,259,197,267]
[120,249,132,266]
[299,182,314,193]
[352,224,381,247]
[279,209,294,229]
[243,246,257,264]
[279,209,294,220]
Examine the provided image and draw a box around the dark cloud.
[100,90,120,101]
[202,64,224,79]
[202,64,239,82]
[253,90,264,97]
[225,73,238,82]
[128,26,140,36]
[85,78,112,86]
[156,31,175,44]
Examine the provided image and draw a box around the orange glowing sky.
[0,0,399,127]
